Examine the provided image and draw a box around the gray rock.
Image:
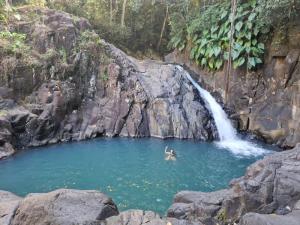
[103,210,202,225]
[0,191,22,225]
[239,211,300,225]
[168,145,300,224]
[11,189,118,225]
[0,143,15,159]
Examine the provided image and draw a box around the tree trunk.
[121,0,127,27]
[157,3,168,51]
[224,0,237,103]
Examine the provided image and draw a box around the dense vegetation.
[169,0,299,70]
[1,0,299,69]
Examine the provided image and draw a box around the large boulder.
[239,210,300,225]
[103,210,201,225]
[0,191,22,225]
[167,144,300,224]
[10,189,118,225]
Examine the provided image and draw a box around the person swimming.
[165,146,176,160]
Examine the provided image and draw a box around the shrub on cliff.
[0,31,30,55]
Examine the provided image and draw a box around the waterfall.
[177,66,268,157]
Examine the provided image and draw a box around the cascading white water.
[177,66,268,157]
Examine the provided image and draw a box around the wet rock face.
[0,7,217,158]
[167,144,300,225]
[10,189,118,225]
[165,18,300,148]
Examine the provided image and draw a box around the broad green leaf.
[235,21,243,31]
[220,11,228,20]
[250,0,257,8]
[258,43,264,50]
[208,59,215,69]
[255,57,263,64]
[213,46,222,57]
[190,47,197,59]
[192,35,198,42]
[246,47,251,54]
[211,26,219,34]
[215,59,223,70]
[246,32,251,40]
[253,26,259,36]
[224,52,229,60]
[248,12,256,21]
[248,57,256,68]
[233,57,245,68]
[246,21,253,29]
[207,47,214,57]
[200,39,208,48]
[232,50,240,60]
[201,58,207,66]
[178,44,185,51]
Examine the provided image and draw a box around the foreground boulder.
[10,189,118,225]
[103,210,201,225]
[0,191,22,225]
[239,210,300,225]
[168,144,300,224]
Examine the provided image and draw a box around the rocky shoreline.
[1,144,300,225]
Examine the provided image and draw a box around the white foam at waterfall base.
[177,66,269,157]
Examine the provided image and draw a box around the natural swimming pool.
[0,138,272,214]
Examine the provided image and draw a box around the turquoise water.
[0,138,270,214]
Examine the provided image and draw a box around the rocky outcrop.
[167,144,300,224]
[165,15,300,149]
[0,7,216,159]
[1,189,118,225]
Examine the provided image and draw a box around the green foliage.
[0,0,8,23]
[101,67,109,82]
[59,48,67,63]
[0,31,30,55]
[76,30,103,52]
[169,0,298,71]
[26,0,46,6]
[256,0,299,27]
[191,0,266,70]
[47,0,170,56]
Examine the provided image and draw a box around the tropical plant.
[170,0,268,70]
[0,30,30,54]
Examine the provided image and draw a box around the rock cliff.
[0,7,217,159]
